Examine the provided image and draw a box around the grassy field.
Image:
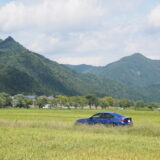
[0,109,160,160]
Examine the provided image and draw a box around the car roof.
[97,112,115,114]
[96,112,124,116]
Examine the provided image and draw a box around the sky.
[0,0,160,66]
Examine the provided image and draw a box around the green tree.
[55,95,70,108]
[99,98,109,109]
[36,96,48,108]
[86,95,98,109]
[147,103,159,110]
[12,94,32,108]
[25,98,33,109]
[105,97,114,106]
[70,96,88,109]
[119,99,132,109]
[0,97,5,108]
[0,92,12,108]
[136,100,145,108]
[48,98,56,108]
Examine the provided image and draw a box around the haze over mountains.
[0,36,160,102]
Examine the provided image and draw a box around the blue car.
[76,112,133,126]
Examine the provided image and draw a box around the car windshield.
[91,113,101,118]
[113,113,123,117]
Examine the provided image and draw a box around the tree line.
[0,92,159,110]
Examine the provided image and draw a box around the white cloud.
[1,0,160,65]
[56,55,105,66]
[0,0,105,32]
[102,0,144,12]
[0,0,145,33]
[125,42,138,54]
[149,5,160,28]
[28,34,60,53]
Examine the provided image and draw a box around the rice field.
[0,109,160,160]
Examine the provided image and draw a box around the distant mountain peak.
[0,36,17,46]
[4,36,16,42]
[0,36,26,52]
[120,53,148,62]
[131,53,145,57]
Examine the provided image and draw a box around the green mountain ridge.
[66,54,160,102]
[68,53,160,88]
[1,36,160,102]
[0,36,143,100]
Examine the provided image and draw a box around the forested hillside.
[1,37,160,102]
[68,53,160,88]
[0,37,141,99]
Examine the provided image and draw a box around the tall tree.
[86,95,98,109]
[0,92,12,108]
[99,98,109,109]
[36,96,48,108]
[136,100,145,108]
[119,99,132,109]
[12,94,32,108]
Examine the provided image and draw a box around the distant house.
[43,104,51,109]
[25,95,36,99]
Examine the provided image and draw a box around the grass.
[0,109,160,160]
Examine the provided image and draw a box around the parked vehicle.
[76,112,133,126]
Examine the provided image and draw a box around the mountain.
[0,64,41,94]
[141,84,160,102]
[100,53,160,87]
[0,36,142,99]
[0,37,95,95]
[1,36,160,102]
[65,64,103,74]
[65,64,94,73]
[68,53,160,88]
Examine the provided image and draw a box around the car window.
[101,113,114,118]
[91,113,101,119]
[113,113,123,117]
